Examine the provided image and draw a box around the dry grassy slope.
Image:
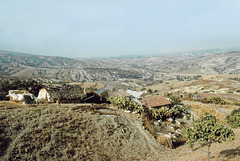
[0,102,162,161]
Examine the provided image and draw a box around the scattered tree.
[227,108,240,128]
[183,114,235,161]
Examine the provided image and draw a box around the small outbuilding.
[36,85,85,103]
[36,85,102,104]
[140,95,171,108]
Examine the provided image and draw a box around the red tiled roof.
[140,95,171,108]
[198,93,217,99]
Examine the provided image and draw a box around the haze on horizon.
[0,0,240,58]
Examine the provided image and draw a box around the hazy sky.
[1,0,240,58]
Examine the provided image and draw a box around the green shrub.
[170,105,189,119]
[108,95,189,121]
[207,97,226,105]
[164,93,182,105]
[145,107,164,120]
[227,108,240,128]
[144,105,189,121]
[107,96,143,113]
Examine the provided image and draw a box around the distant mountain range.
[0,49,240,82]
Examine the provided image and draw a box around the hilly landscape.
[2,0,240,160]
[1,50,240,84]
[1,50,240,160]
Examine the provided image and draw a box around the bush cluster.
[207,96,226,105]
[108,96,189,121]
[145,105,189,120]
[107,96,143,113]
